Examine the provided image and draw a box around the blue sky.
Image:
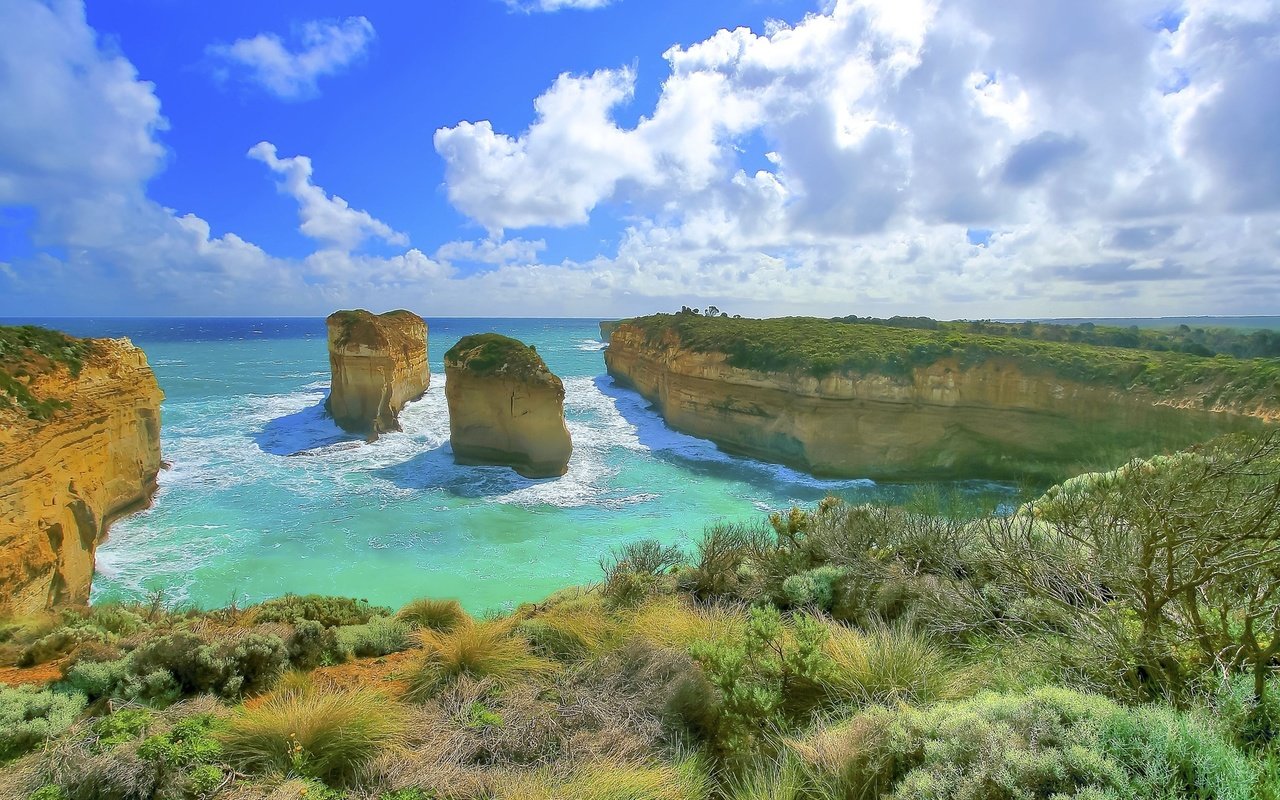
[1,0,1278,317]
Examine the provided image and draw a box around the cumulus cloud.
[208,16,374,100]
[431,0,1280,316]
[248,142,407,252]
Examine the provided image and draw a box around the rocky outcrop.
[445,334,572,478]
[0,336,163,615]
[603,322,1271,481]
[599,320,621,342]
[326,310,430,438]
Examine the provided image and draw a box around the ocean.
[9,318,1017,614]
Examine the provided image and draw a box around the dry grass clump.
[821,624,965,706]
[624,597,746,651]
[518,604,617,661]
[396,598,471,632]
[405,620,557,702]
[492,753,712,800]
[220,686,406,785]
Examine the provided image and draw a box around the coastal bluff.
[0,329,163,615]
[326,310,430,438]
[603,315,1276,480]
[444,333,572,478]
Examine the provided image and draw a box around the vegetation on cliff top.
[836,314,1280,358]
[326,309,424,350]
[0,325,96,420]
[3,432,1280,799]
[620,313,1280,410]
[444,332,557,382]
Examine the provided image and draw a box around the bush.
[519,607,614,661]
[0,686,86,760]
[73,630,289,702]
[780,566,848,611]
[396,598,470,632]
[287,618,339,669]
[220,687,406,785]
[687,606,830,764]
[679,522,760,600]
[601,539,686,607]
[334,616,412,659]
[795,687,1258,800]
[249,594,389,628]
[406,622,556,702]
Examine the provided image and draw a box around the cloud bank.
[209,16,375,100]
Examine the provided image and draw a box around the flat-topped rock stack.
[326,309,430,439]
[444,333,573,478]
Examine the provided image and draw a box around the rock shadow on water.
[591,376,881,501]
[370,443,557,499]
[253,396,362,457]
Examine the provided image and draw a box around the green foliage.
[28,786,68,800]
[249,594,389,627]
[220,687,406,786]
[466,700,504,729]
[334,616,412,658]
[184,764,224,796]
[797,687,1258,800]
[0,685,86,760]
[688,606,830,764]
[287,618,339,670]
[396,597,470,632]
[822,625,962,706]
[600,538,686,608]
[780,566,848,611]
[621,313,1280,408]
[444,332,554,379]
[91,707,154,747]
[0,325,95,420]
[135,714,224,767]
[72,630,289,702]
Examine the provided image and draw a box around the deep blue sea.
[8,318,1017,614]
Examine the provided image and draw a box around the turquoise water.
[13,318,1016,615]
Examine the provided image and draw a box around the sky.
[0,0,1277,319]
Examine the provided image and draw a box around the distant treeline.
[834,315,1280,359]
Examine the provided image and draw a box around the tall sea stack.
[0,329,164,615]
[325,309,430,439]
[444,333,572,478]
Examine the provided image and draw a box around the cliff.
[326,310,430,438]
[603,316,1275,480]
[444,333,572,478]
[0,328,163,615]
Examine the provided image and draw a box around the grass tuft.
[405,621,557,702]
[396,598,471,633]
[220,687,406,785]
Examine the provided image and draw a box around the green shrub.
[822,625,962,706]
[688,606,830,764]
[780,566,848,611]
[396,598,470,632]
[287,618,339,669]
[334,616,412,658]
[184,764,223,796]
[0,685,86,760]
[220,687,406,785]
[91,707,154,747]
[63,657,128,700]
[249,594,389,627]
[28,786,68,800]
[136,714,224,766]
[796,687,1258,800]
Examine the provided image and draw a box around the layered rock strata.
[0,337,163,615]
[603,322,1270,481]
[445,334,572,478]
[326,310,430,438]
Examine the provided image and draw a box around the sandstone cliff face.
[603,323,1269,481]
[326,310,430,438]
[0,338,163,615]
[445,334,572,478]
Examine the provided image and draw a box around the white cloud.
[505,0,616,13]
[209,16,374,100]
[248,142,407,252]
[435,237,546,265]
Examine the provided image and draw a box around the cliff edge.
[0,326,163,615]
[603,315,1276,481]
[444,333,572,478]
[325,310,430,438]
